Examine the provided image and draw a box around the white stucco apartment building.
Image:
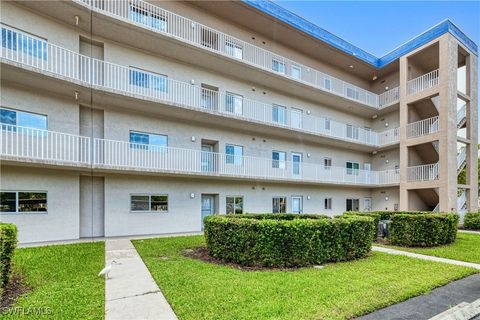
[0,0,478,243]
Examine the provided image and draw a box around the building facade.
[0,0,477,243]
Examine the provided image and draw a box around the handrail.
[407,162,439,182]
[406,116,439,138]
[407,69,439,95]
[457,104,467,127]
[93,138,400,186]
[0,24,399,147]
[72,0,399,109]
[457,147,467,171]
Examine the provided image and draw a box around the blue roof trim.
[243,0,478,69]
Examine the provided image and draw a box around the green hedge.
[204,214,375,267]
[464,212,480,230]
[389,214,458,247]
[0,223,18,289]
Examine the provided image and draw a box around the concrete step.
[429,298,480,320]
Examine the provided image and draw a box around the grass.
[133,235,477,320]
[378,232,480,264]
[2,242,105,320]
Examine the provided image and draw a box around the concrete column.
[399,56,409,210]
[466,53,478,211]
[437,35,459,212]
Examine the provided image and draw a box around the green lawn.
[134,236,477,320]
[2,242,105,320]
[378,232,480,264]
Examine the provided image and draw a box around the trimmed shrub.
[0,223,18,289]
[204,214,375,267]
[389,213,458,247]
[464,212,480,230]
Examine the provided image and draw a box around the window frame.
[272,58,286,74]
[272,104,287,125]
[291,64,301,80]
[324,78,332,91]
[0,107,48,132]
[225,92,243,115]
[128,67,168,93]
[225,40,243,59]
[129,130,168,151]
[272,150,286,169]
[1,26,48,61]
[226,195,244,214]
[129,4,167,32]
[346,161,360,176]
[346,124,359,140]
[0,190,48,214]
[225,144,243,165]
[272,196,287,214]
[324,197,332,210]
[324,157,332,170]
[130,194,169,213]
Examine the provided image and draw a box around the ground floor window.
[0,191,47,213]
[272,197,286,213]
[226,196,243,214]
[324,198,332,210]
[346,198,359,211]
[130,194,168,212]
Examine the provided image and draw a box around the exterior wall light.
[385,159,389,164]
[385,122,389,127]
[385,197,389,201]
[307,196,311,200]
[75,15,79,25]
[74,91,79,100]
[190,193,195,199]
[307,153,311,158]
[190,79,195,85]
[191,136,196,142]
[306,110,311,115]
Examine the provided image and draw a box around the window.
[290,108,302,129]
[346,161,360,175]
[201,85,218,110]
[272,197,286,213]
[1,191,47,213]
[226,196,243,214]
[272,151,286,169]
[131,194,168,212]
[324,118,331,131]
[346,124,359,139]
[272,104,286,125]
[0,107,47,133]
[225,40,243,59]
[272,58,285,74]
[129,131,167,151]
[394,203,399,211]
[225,92,243,115]
[346,198,360,211]
[1,27,48,60]
[225,144,243,165]
[346,87,359,100]
[324,78,332,91]
[129,68,168,92]
[129,4,167,32]
[324,158,332,170]
[292,65,301,80]
[201,28,218,50]
[324,198,332,210]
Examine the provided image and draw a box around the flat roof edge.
[243,0,478,69]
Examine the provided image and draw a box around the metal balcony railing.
[407,162,439,182]
[72,0,399,108]
[93,138,400,185]
[0,25,400,147]
[406,116,439,138]
[0,124,400,186]
[407,69,439,95]
[0,124,91,165]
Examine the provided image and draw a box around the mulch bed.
[1,273,30,313]
[182,246,305,272]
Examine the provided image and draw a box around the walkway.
[357,274,480,320]
[105,239,178,320]
[373,246,480,270]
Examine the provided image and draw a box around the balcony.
[0,125,400,187]
[406,116,439,139]
[407,69,439,95]
[407,163,439,182]
[66,0,399,109]
[0,25,400,148]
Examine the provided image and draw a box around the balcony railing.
[93,138,399,186]
[0,124,91,165]
[407,69,439,95]
[407,162,439,182]
[0,124,400,186]
[72,0,399,109]
[406,116,439,138]
[0,25,400,148]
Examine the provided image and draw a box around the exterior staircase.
[457,147,467,174]
[457,104,467,129]
[458,190,468,222]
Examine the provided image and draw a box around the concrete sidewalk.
[373,246,480,270]
[105,239,178,320]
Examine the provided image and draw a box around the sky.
[271,1,480,133]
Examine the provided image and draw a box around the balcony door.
[290,108,303,129]
[201,144,214,172]
[291,152,302,178]
[79,37,104,85]
[201,195,215,230]
[291,196,303,214]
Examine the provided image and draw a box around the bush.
[204,214,375,267]
[0,223,18,289]
[464,212,480,230]
[389,214,458,247]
